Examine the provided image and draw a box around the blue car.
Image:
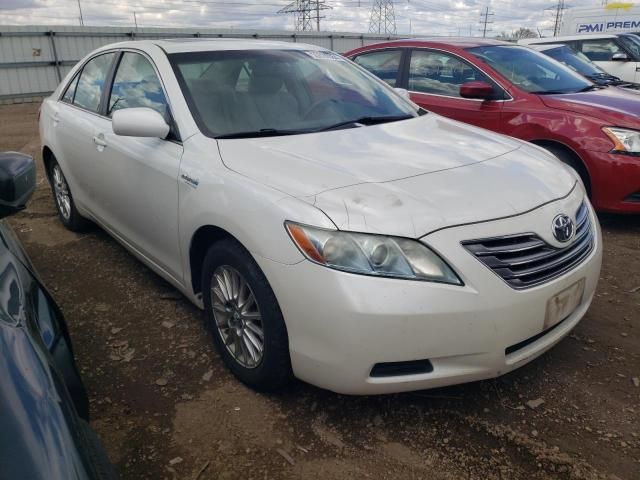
[0,152,118,480]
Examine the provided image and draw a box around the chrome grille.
[462,203,594,289]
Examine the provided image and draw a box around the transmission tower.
[278,1,332,32]
[369,0,397,35]
[553,0,566,36]
[479,6,494,38]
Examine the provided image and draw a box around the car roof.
[520,33,618,44]
[366,37,513,49]
[530,44,566,51]
[94,38,325,54]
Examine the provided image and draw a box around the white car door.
[90,51,185,283]
[592,58,639,83]
[53,52,119,214]
[576,38,640,82]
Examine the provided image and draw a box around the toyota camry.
[39,39,602,394]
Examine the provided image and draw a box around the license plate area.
[544,278,585,330]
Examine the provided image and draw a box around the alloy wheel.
[210,265,265,369]
[52,164,71,220]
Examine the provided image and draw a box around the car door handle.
[92,136,107,147]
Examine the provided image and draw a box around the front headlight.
[602,127,640,154]
[285,222,462,285]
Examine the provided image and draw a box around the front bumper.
[257,193,602,395]
[585,150,640,213]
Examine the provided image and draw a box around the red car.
[346,38,640,214]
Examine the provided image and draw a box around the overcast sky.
[0,0,601,37]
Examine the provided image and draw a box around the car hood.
[218,115,576,238]
[218,115,522,196]
[539,88,640,128]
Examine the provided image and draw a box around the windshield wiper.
[316,114,415,132]
[529,90,571,95]
[530,85,602,95]
[577,84,606,92]
[215,128,311,139]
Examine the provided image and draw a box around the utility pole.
[77,0,84,26]
[133,11,138,31]
[479,6,493,38]
[553,0,565,36]
[278,1,332,32]
[369,0,397,35]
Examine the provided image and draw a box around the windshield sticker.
[304,50,346,61]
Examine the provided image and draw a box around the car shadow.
[597,212,640,232]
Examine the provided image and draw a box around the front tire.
[48,158,91,232]
[543,145,592,197]
[201,238,292,391]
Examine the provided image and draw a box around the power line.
[479,5,493,38]
[278,1,332,31]
[368,0,396,35]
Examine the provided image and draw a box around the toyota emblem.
[552,214,574,243]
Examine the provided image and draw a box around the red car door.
[404,48,506,132]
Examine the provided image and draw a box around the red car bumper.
[585,150,640,214]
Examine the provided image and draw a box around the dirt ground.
[1,102,639,480]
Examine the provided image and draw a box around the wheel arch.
[189,225,239,297]
[529,139,592,196]
[42,145,55,181]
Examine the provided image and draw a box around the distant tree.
[496,28,538,41]
[513,27,538,40]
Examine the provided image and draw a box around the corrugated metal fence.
[0,25,403,103]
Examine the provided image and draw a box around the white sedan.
[39,39,602,394]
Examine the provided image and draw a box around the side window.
[352,49,402,86]
[577,39,622,61]
[108,52,168,117]
[619,35,640,58]
[408,50,493,98]
[61,73,79,103]
[73,53,117,113]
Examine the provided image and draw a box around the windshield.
[619,34,640,60]
[543,45,606,77]
[468,45,592,94]
[169,49,418,138]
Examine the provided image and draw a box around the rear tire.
[542,145,592,197]
[201,238,292,391]
[48,158,91,232]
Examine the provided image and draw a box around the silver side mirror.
[112,107,170,139]
[612,52,629,62]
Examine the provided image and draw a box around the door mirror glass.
[0,152,36,219]
[612,52,629,62]
[460,81,495,100]
[112,107,170,138]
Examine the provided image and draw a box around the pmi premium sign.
[576,18,640,34]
